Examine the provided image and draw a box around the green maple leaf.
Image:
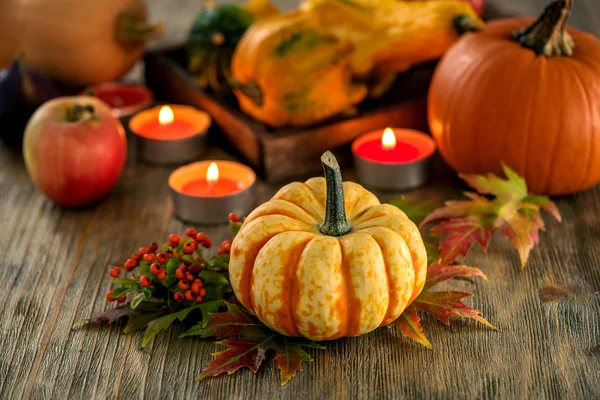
[193,302,324,385]
[393,262,496,348]
[421,164,561,268]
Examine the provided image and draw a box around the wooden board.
[144,49,432,183]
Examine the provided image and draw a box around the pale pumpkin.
[229,152,427,341]
[10,0,162,86]
[428,0,600,195]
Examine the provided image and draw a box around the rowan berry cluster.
[106,227,215,306]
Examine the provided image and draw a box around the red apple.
[23,96,127,207]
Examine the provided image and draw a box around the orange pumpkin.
[428,0,600,195]
[229,151,427,341]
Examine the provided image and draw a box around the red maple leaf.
[186,302,324,385]
[393,262,496,348]
[421,165,561,268]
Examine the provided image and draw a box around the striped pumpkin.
[229,151,427,341]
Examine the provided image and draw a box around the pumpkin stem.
[229,78,263,106]
[453,15,480,35]
[65,103,97,123]
[513,0,575,57]
[319,151,352,237]
[115,13,163,47]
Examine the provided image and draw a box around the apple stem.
[65,104,97,122]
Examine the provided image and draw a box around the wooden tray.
[143,2,515,183]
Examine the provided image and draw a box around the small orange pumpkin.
[428,0,600,195]
[229,152,427,341]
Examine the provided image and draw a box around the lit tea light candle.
[87,82,153,118]
[352,127,436,191]
[169,160,256,224]
[129,105,211,165]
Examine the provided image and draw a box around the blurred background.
[147,0,599,50]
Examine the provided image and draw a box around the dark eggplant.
[0,58,79,148]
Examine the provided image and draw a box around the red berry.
[174,292,184,302]
[168,234,180,246]
[199,287,207,297]
[195,232,212,248]
[124,258,137,270]
[196,295,204,303]
[217,241,231,255]
[186,227,197,238]
[117,294,127,303]
[157,253,168,264]
[178,280,189,290]
[143,253,155,262]
[175,267,186,280]
[109,267,121,278]
[185,272,195,282]
[242,216,247,222]
[191,281,201,293]
[184,290,194,301]
[189,263,202,274]
[161,305,169,314]
[139,247,149,255]
[183,241,197,254]
[150,263,161,275]
[157,270,167,280]
[106,290,116,301]
[228,213,240,222]
[140,275,151,287]
[131,254,142,262]
[149,242,158,252]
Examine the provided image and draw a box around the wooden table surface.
[2,1,600,398]
[1,139,599,399]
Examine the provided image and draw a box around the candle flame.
[381,127,396,150]
[206,162,219,184]
[158,106,174,125]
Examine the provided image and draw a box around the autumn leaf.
[421,165,561,268]
[194,302,324,385]
[72,302,163,331]
[393,263,496,348]
[198,337,271,379]
[271,336,325,385]
[390,196,438,226]
[181,301,266,338]
[392,306,431,349]
[423,261,488,290]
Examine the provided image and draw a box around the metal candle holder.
[168,160,256,224]
[352,129,436,191]
[129,105,211,166]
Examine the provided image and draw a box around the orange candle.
[129,105,211,165]
[130,105,209,140]
[180,162,246,197]
[169,160,256,223]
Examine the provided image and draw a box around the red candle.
[353,128,434,164]
[87,82,153,118]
